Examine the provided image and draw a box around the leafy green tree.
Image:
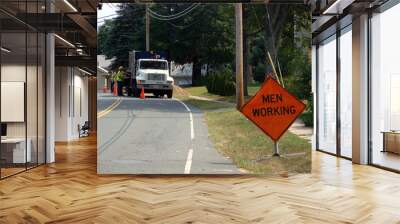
[97,20,112,55]
[247,4,311,99]
[275,5,311,99]
[150,4,235,86]
[98,4,146,70]
[97,3,311,99]
[98,4,235,85]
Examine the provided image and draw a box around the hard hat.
[119,66,124,70]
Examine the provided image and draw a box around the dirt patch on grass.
[173,85,190,97]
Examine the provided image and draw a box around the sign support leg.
[273,141,280,157]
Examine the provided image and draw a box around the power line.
[166,18,200,29]
[147,4,201,21]
[107,3,117,9]
[147,4,197,18]
[98,7,145,24]
[98,14,118,19]
[165,6,208,29]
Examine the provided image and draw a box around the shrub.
[300,111,313,127]
[205,67,235,96]
[253,63,267,83]
[300,96,313,127]
[285,74,311,100]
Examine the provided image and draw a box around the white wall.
[54,67,89,141]
[1,62,46,164]
[1,64,28,138]
[72,72,89,138]
[55,66,69,141]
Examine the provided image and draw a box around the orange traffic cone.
[140,87,145,99]
[113,82,118,96]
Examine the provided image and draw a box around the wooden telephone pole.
[145,5,150,51]
[235,3,244,110]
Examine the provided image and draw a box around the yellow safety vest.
[114,71,124,81]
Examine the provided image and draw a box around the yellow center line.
[97,97,122,118]
[97,98,118,116]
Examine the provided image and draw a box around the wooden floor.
[1,135,400,223]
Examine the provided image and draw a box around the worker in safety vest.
[125,71,133,96]
[114,66,125,96]
[110,71,116,93]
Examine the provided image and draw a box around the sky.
[97,3,118,27]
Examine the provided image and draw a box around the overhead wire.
[98,14,118,20]
[146,3,198,18]
[97,7,145,24]
[164,5,207,29]
[165,17,202,29]
[107,3,117,9]
[147,4,201,21]
[98,4,202,26]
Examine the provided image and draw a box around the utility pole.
[235,3,244,110]
[145,5,150,51]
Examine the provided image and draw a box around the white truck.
[129,51,174,98]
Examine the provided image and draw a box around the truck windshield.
[140,61,167,70]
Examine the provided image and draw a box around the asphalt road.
[97,93,240,174]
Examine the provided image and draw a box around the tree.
[98,4,235,85]
[274,5,311,99]
[98,4,146,70]
[242,4,266,96]
[97,20,112,55]
[150,4,235,86]
[246,4,311,99]
[97,3,312,100]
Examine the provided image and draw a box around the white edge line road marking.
[184,149,193,174]
[175,99,195,174]
[189,113,194,140]
[176,99,194,140]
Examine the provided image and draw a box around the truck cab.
[129,51,174,98]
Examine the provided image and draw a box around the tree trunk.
[264,5,289,80]
[192,57,202,86]
[264,35,275,77]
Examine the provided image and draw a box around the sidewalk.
[288,119,313,142]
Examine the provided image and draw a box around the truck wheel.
[167,90,173,98]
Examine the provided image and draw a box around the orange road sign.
[240,77,306,142]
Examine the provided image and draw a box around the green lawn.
[175,85,311,174]
[206,109,311,174]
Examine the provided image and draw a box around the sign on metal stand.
[240,76,306,157]
[273,142,279,157]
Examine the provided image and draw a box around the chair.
[78,121,90,138]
